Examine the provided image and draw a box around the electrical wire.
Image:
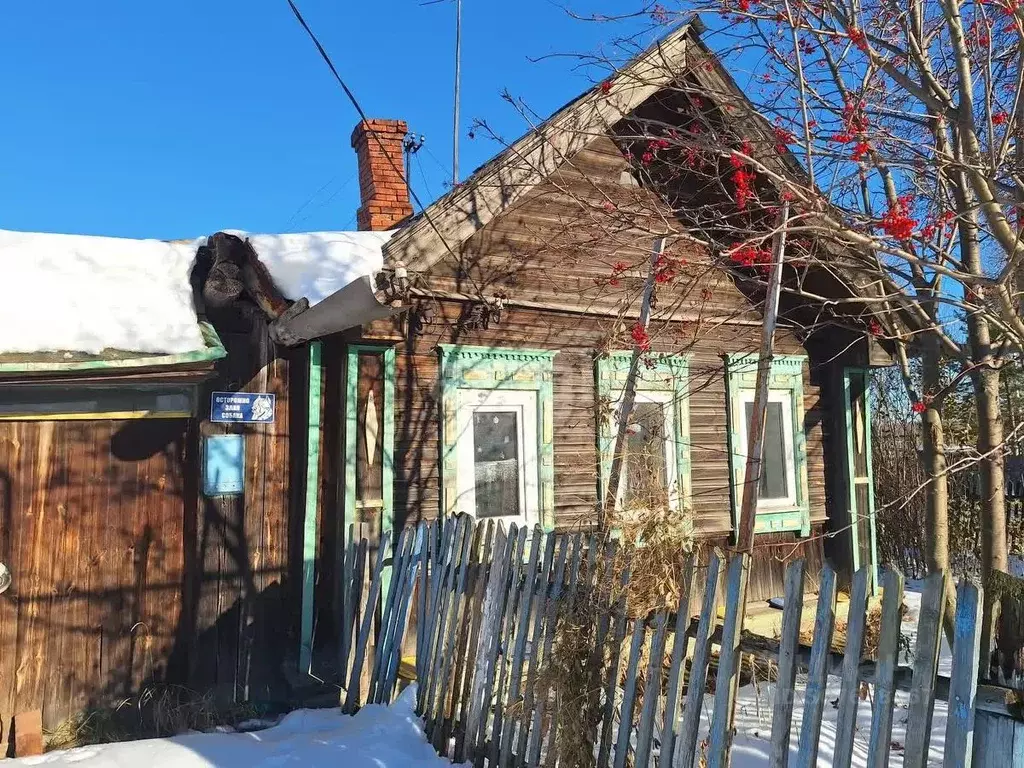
[285,0,461,267]
[283,170,356,231]
[413,152,437,206]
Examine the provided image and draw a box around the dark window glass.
[624,401,669,508]
[473,411,521,518]
[745,400,789,499]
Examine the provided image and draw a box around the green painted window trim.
[438,344,558,531]
[594,352,692,514]
[724,353,811,537]
[299,341,322,674]
[0,321,227,374]
[843,367,879,595]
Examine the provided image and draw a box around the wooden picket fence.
[332,514,1019,765]
[325,525,421,713]
[403,514,1000,767]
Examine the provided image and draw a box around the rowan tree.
[539,0,1024,655]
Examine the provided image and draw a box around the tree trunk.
[953,177,1009,669]
[920,338,958,644]
[974,362,1009,672]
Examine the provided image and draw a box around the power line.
[413,153,437,207]
[283,171,356,231]
[284,0,461,266]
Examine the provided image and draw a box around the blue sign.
[204,435,245,497]
[210,391,276,424]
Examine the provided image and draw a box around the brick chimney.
[351,119,413,231]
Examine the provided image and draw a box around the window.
[725,353,810,536]
[596,353,691,515]
[439,346,557,530]
[0,383,197,420]
[737,390,796,507]
[454,389,539,525]
[610,389,678,511]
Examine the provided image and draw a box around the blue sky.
[0,1,652,240]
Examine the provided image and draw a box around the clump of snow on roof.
[242,230,395,306]
[0,229,207,356]
[13,686,464,768]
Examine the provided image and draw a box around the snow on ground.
[699,582,950,767]
[13,687,463,768]
[10,584,960,768]
[0,229,207,356]
[242,230,395,306]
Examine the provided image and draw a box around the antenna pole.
[452,0,462,184]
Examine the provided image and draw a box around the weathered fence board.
[706,553,751,768]
[498,528,544,768]
[768,559,805,768]
[795,565,837,768]
[904,571,948,768]
[676,552,723,768]
[598,571,631,768]
[867,569,905,768]
[656,555,696,768]
[832,565,870,768]
[385,516,1007,768]
[944,580,984,768]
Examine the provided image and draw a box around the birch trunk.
[974,361,1009,671]
[920,335,957,644]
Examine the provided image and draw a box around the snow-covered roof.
[0,227,396,357]
[0,229,207,356]
[238,230,395,306]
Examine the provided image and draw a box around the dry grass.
[611,506,699,619]
[46,685,267,751]
[532,505,699,768]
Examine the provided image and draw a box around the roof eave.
[0,320,227,377]
[383,20,699,275]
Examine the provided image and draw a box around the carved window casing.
[438,345,556,530]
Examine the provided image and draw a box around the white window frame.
[735,388,798,509]
[608,389,679,512]
[453,388,540,527]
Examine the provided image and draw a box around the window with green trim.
[595,353,691,514]
[438,345,557,530]
[725,353,810,536]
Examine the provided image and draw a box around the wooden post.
[601,237,666,529]
[736,203,789,552]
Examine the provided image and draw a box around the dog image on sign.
[250,394,274,422]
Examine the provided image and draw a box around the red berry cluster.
[880,195,918,241]
[631,322,651,352]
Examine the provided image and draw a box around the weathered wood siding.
[361,135,829,528]
[351,133,839,601]
[0,322,304,736]
[187,326,303,707]
[371,301,828,534]
[0,417,192,733]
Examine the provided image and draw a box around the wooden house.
[0,21,886,742]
